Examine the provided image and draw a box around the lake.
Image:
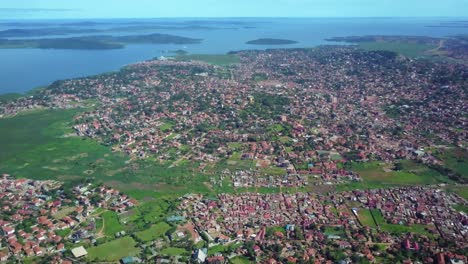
[0,17,467,94]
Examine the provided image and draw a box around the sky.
[1,0,468,19]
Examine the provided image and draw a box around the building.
[71,246,88,258]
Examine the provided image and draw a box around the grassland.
[446,185,468,199]
[357,42,435,58]
[101,211,124,236]
[134,222,171,242]
[175,54,240,66]
[231,256,253,264]
[87,236,140,262]
[337,160,451,192]
[452,204,468,214]
[435,147,468,178]
[370,209,434,237]
[357,209,377,227]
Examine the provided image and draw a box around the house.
[192,248,207,263]
[2,226,14,236]
[120,256,142,264]
[0,252,9,262]
[206,256,225,264]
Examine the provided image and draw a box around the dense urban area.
[0,40,467,263]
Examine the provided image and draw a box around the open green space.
[175,54,240,65]
[134,222,171,242]
[371,209,434,237]
[337,161,451,192]
[231,256,253,264]
[101,211,124,236]
[87,236,140,262]
[435,147,468,178]
[357,42,435,58]
[160,247,188,256]
[208,243,242,255]
[446,185,468,199]
[452,204,468,214]
[55,228,72,238]
[357,209,377,227]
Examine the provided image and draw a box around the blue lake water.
[0,17,467,94]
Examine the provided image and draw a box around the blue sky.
[1,0,468,19]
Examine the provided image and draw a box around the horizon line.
[2,16,468,21]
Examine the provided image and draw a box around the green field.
[358,42,435,58]
[175,54,240,65]
[231,256,253,264]
[446,185,468,200]
[436,147,468,178]
[453,204,468,214]
[87,236,140,262]
[0,109,210,199]
[160,247,188,256]
[134,222,171,242]
[339,161,450,190]
[101,211,124,236]
[208,243,242,255]
[357,209,377,227]
[371,209,434,237]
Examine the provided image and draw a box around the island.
[246,38,298,45]
[0,33,202,50]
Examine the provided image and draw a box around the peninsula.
[0,33,202,50]
[246,38,298,45]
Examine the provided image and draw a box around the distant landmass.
[0,33,202,50]
[246,38,298,45]
[0,28,100,38]
[0,26,221,38]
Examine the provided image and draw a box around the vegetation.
[0,109,210,199]
[87,236,140,261]
[434,147,468,179]
[160,247,188,256]
[175,53,240,65]
[371,209,434,237]
[357,42,434,57]
[357,209,377,227]
[101,211,124,236]
[231,256,253,264]
[134,222,171,242]
[350,161,449,185]
[0,93,22,103]
[452,204,468,214]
